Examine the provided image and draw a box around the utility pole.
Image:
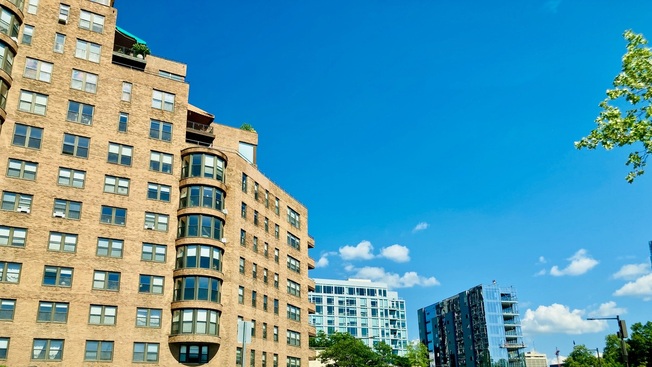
[586,315,629,367]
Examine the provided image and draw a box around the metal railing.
[187,120,214,134]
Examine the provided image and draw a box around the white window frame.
[75,39,101,63]
[57,167,85,188]
[48,232,77,252]
[18,90,48,115]
[151,90,175,111]
[7,159,37,180]
[103,175,129,195]
[71,69,98,93]
[79,10,105,33]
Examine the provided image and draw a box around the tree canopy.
[575,30,652,183]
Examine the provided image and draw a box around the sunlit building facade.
[308,278,408,355]
[418,283,526,367]
[0,0,315,365]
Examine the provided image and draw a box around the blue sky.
[118,0,652,361]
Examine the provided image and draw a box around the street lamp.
[586,315,629,367]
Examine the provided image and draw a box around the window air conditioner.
[58,14,68,24]
[17,206,31,213]
[220,238,227,243]
[53,211,65,218]
[221,209,228,215]
[144,224,154,230]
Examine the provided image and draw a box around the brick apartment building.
[0,0,316,365]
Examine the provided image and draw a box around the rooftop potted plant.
[132,43,150,58]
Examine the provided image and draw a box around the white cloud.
[412,222,429,233]
[534,269,546,277]
[380,244,410,263]
[613,273,652,300]
[349,266,440,289]
[550,249,599,276]
[315,251,338,268]
[612,263,651,280]
[521,304,608,334]
[588,301,627,317]
[538,256,547,264]
[339,241,375,261]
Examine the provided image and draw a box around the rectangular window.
[93,270,120,291]
[239,257,245,274]
[236,347,243,366]
[62,133,90,158]
[141,243,166,262]
[24,58,52,82]
[274,248,279,263]
[287,207,301,228]
[287,330,301,347]
[67,100,95,124]
[84,340,113,361]
[0,337,7,359]
[275,224,280,239]
[27,0,38,14]
[7,159,37,180]
[52,198,82,219]
[58,3,69,24]
[273,326,279,342]
[0,226,26,247]
[89,304,116,325]
[151,90,174,111]
[103,175,129,195]
[262,323,268,339]
[133,342,159,363]
[70,70,98,93]
[263,295,268,311]
[274,299,279,314]
[121,82,132,101]
[287,279,301,297]
[21,25,33,44]
[274,273,279,288]
[32,339,64,360]
[254,182,259,200]
[241,202,247,218]
[251,350,256,367]
[238,286,244,304]
[139,274,164,294]
[37,301,68,323]
[252,291,257,307]
[118,112,129,132]
[264,217,269,232]
[100,206,126,225]
[240,229,246,247]
[91,0,110,4]
[54,33,65,53]
[158,70,184,81]
[19,90,48,115]
[12,123,43,149]
[242,173,248,192]
[149,119,172,141]
[263,352,268,367]
[287,356,301,367]
[0,262,20,283]
[107,142,132,165]
[287,232,300,250]
[1,191,32,213]
[265,190,269,207]
[254,211,259,225]
[47,232,77,252]
[264,242,269,257]
[287,304,301,321]
[97,238,123,258]
[275,197,280,215]
[147,183,171,202]
[144,212,169,231]
[57,167,85,188]
[0,299,15,320]
[75,39,101,62]
[149,151,173,173]
[79,10,105,33]
[287,256,301,273]
[136,308,162,328]
[252,263,257,279]
[263,269,268,284]
[42,266,71,287]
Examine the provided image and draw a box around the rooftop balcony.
[112,45,146,71]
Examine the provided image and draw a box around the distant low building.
[524,351,548,367]
[308,278,409,355]
[418,282,527,367]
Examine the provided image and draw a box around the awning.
[115,26,146,45]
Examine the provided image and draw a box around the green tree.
[627,322,652,367]
[317,332,384,367]
[240,123,256,132]
[575,30,652,182]
[564,345,598,367]
[602,334,625,367]
[310,330,334,348]
[405,342,430,367]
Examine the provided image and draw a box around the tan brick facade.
[0,0,315,365]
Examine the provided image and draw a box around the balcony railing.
[187,120,214,134]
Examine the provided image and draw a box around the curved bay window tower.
[170,147,228,363]
[0,0,22,124]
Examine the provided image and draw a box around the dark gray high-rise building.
[417,283,526,367]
